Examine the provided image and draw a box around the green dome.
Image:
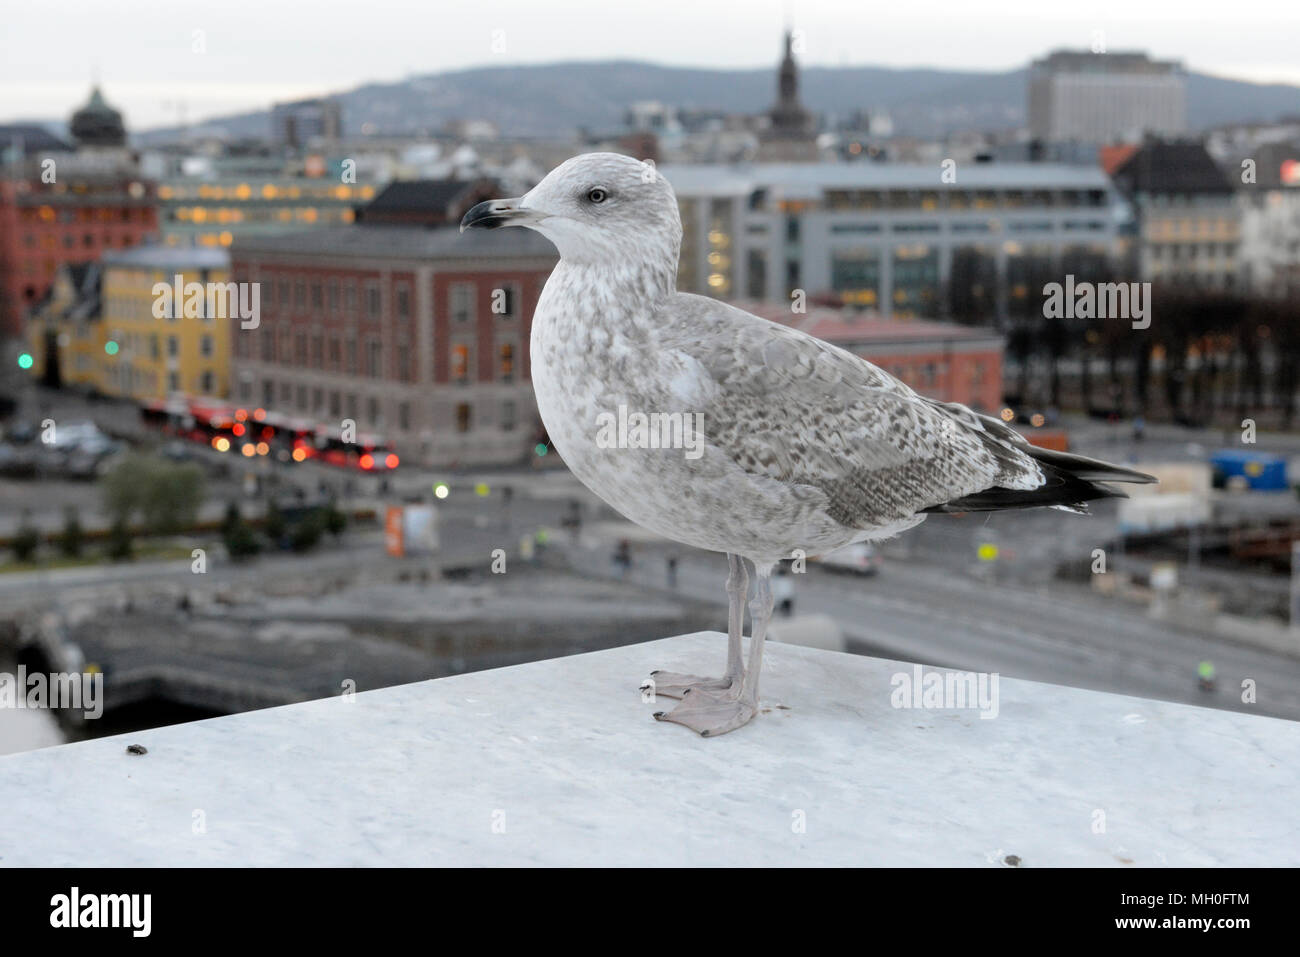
[70,85,126,147]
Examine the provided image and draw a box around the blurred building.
[0,125,74,160]
[28,246,232,401]
[741,300,1004,411]
[1028,50,1186,144]
[271,98,343,148]
[230,227,557,467]
[156,175,374,248]
[69,85,128,149]
[352,178,499,227]
[1110,139,1241,288]
[0,87,157,339]
[664,161,1119,323]
[1230,140,1300,295]
[757,31,818,162]
[23,261,102,389]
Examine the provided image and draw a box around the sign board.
[384,506,404,557]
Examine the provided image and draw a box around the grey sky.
[2,0,1297,130]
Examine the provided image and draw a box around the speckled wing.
[652,294,1044,530]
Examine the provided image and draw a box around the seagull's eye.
[586,187,608,204]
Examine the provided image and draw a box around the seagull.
[462,152,1156,737]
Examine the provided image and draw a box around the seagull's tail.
[923,445,1157,515]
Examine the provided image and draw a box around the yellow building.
[25,261,106,390]
[95,246,232,400]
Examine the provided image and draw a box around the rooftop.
[1030,49,1184,74]
[1112,140,1237,196]
[1,633,1294,866]
[232,224,559,261]
[736,301,1003,347]
[0,124,75,158]
[101,244,230,270]
[361,179,486,214]
[661,162,1115,197]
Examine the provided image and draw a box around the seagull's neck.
[557,256,676,303]
[541,258,676,343]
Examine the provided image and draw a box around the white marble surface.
[1,632,1296,866]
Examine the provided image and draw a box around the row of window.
[239,379,516,435]
[23,206,150,224]
[109,331,217,358]
[158,183,375,202]
[15,234,139,271]
[261,277,519,324]
[22,230,144,250]
[821,219,1107,238]
[818,189,1109,212]
[107,364,217,396]
[1147,242,1239,260]
[241,326,518,384]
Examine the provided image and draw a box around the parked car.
[0,443,38,478]
[818,542,882,575]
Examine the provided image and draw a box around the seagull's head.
[460,152,681,270]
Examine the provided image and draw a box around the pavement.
[2,632,1296,866]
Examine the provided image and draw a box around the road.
[568,531,1300,724]
[7,379,1300,726]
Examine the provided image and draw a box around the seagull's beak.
[460,198,538,232]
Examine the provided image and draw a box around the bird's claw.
[641,671,736,700]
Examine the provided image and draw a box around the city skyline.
[2,0,1298,130]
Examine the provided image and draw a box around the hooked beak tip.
[460,198,525,232]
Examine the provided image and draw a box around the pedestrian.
[565,498,582,543]
[772,564,795,616]
[666,555,678,589]
[614,539,631,578]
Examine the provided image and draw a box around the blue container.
[1209,450,1288,491]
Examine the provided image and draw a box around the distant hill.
[135,60,1300,143]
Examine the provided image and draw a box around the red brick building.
[0,165,158,339]
[231,225,557,467]
[739,301,1004,412]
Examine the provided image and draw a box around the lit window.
[452,344,470,384]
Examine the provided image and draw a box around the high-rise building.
[1028,50,1186,145]
[271,98,343,148]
